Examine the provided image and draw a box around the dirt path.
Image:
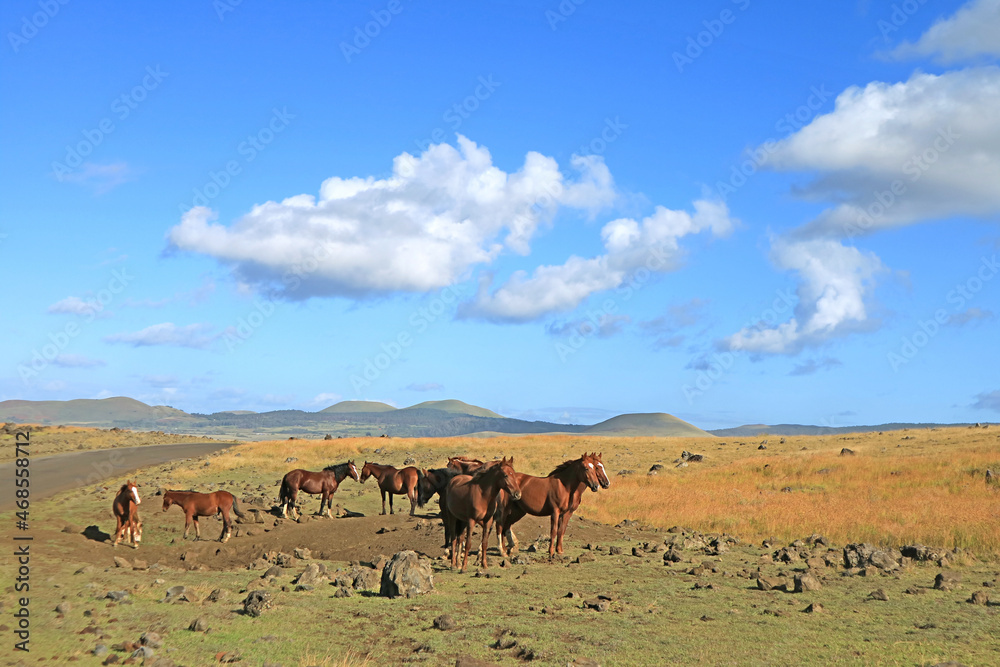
[0,441,235,511]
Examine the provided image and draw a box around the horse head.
[593,452,610,489]
[161,494,174,511]
[580,453,600,493]
[359,462,374,482]
[125,480,141,505]
[347,460,361,482]
[497,457,522,501]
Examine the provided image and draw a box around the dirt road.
[0,441,235,511]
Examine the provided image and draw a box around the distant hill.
[320,401,397,413]
[709,422,990,437]
[400,399,503,419]
[584,413,714,437]
[0,397,193,426]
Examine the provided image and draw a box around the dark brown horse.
[360,462,422,515]
[417,466,463,549]
[278,461,360,519]
[162,490,245,543]
[445,457,522,572]
[498,453,600,557]
[112,480,142,548]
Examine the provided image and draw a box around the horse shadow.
[83,525,111,543]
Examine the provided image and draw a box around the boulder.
[380,551,434,599]
[793,573,822,593]
[242,590,273,617]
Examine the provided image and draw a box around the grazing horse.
[498,453,601,557]
[162,490,245,543]
[445,457,522,572]
[360,462,422,515]
[112,480,142,548]
[278,461,360,519]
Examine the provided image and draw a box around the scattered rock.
[433,614,457,630]
[793,573,822,593]
[163,585,198,603]
[935,571,961,591]
[575,553,596,564]
[380,551,434,599]
[867,589,889,601]
[188,617,209,632]
[293,547,312,560]
[295,563,325,586]
[113,556,131,569]
[840,448,855,456]
[804,603,824,613]
[242,590,273,617]
[333,585,354,598]
[757,577,786,592]
[139,632,163,649]
[968,590,989,605]
[55,602,71,614]
[104,591,128,602]
[608,546,622,556]
[584,598,610,612]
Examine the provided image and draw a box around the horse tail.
[278,474,291,507]
[231,493,246,518]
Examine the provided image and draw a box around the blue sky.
[2,0,998,429]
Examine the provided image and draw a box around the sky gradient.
[2,0,998,429]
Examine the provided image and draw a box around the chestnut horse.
[446,456,485,474]
[444,457,519,554]
[445,457,522,572]
[593,452,610,489]
[360,462,422,515]
[417,466,463,549]
[112,480,142,548]
[278,461,360,519]
[498,452,601,557]
[162,490,245,543]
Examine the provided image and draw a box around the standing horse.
[446,456,485,474]
[445,457,522,572]
[112,480,142,548]
[497,453,600,557]
[278,461,360,519]
[417,467,463,549]
[359,462,422,515]
[162,490,245,543]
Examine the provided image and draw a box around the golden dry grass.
[187,426,1000,556]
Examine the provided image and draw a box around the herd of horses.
[110,452,611,573]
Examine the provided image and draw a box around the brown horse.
[445,457,522,572]
[498,453,601,557]
[162,490,245,543]
[447,456,485,474]
[360,462,422,515]
[278,461,360,519]
[593,452,610,489]
[417,466,463,549]
[112,480,142,548]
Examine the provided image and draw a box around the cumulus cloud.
[890,0,1000,63]
[462,200,735,322]
[167,136,616,300]
[769,68,1000,239]
[104,323,219,349]
[724,239,884,354]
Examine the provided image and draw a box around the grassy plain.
[3,425,999,666]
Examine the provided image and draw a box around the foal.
[112,480,142,548]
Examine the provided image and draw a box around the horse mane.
[323,462,350,474]
[547,458,581,477]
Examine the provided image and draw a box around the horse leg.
[481,519,492,569]
[409,487,417,516]
[113,515,123,547]
[193,516,201,540]
[460,520,474,573]
[556,511,573,554]
[182,515,191,540]
[220,510,231,543]
[548,510,561,557]
[389,491,395,515]
[380,489,387,515]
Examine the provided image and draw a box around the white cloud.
[461,199,735,322]
[167,136,616,300]
[48,296,102,316]
[767,67,1000,239]
[104,322,218,349]
[891,0,1000,63]
[724,239,884,354]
